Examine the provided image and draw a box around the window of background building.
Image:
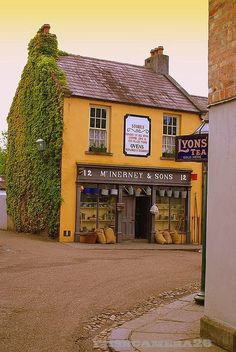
[89,106,109,152]
[162,114,179,158]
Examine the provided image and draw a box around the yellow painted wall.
[59,97,203,242]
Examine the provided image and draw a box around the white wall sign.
[123,114,151,157]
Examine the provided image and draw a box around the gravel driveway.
[0,230,201,352]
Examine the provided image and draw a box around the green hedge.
[6,26,68,236]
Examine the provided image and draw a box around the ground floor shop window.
[80,184,117,233]
[155,188,187,243]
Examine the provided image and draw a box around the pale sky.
[0,0,208,133]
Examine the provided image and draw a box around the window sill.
[160,156,175,161]
[85,151,113,156]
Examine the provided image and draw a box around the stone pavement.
[106,294,225,352]
[68,242,201,251]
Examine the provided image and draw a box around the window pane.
[90,108,95,117]
[96,119,100,128]
[90,118,95,127]
[96,109,101,118]
[173,118,177,126]
[102,109,106,118]
[89,129,95,146]
[173,127,177,135]
[164,117,169,125]
[95,129,100,138]
[168,126,172,135]
[100,130,105,139]
[101,119,106,129]
[163,126,167,135]
[166,137,171,152]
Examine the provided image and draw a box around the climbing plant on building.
[6,24,69,237]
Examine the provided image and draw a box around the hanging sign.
[123,114,151,157]
[175,134,208,162]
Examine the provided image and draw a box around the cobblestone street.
[0,231,201,352]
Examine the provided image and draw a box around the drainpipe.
[194,161,208,305]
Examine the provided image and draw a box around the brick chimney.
[145,46,169,75]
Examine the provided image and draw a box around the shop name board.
[175,134,208,162]
[123,114,151,157]
[77,165,191,185]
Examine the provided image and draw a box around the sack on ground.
[155,232,167,245]
[104,227,116,244]
[170,230,182,244]
[95,228,107,244]
[162,231,173,244]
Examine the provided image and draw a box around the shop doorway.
[135,197,151,239]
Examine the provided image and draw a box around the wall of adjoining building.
[201,1,236,350]
[208,0,236,104]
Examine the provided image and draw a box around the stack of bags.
[95,227,116,244]
[155,230,184,244]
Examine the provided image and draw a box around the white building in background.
[201,1,236,351]
[0,190,7,230]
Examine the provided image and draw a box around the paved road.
[0,231,201,352]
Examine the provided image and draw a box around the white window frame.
[88,106,109,152]
[162,114,179,157]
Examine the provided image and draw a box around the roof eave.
[66,94,202,114]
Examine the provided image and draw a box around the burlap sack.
[170,231,182,244]
[180,233,186,244]
[95,228,107,244]
[163,231,173,244]
[154,232,167,245]
[104,227,116,244]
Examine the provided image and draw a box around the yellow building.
[57,45,207,243]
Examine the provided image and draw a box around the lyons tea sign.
[175,134,208,162]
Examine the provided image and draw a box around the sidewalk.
[106,294,225,352]
[67,242,201,251]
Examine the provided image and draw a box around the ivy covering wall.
[6,25,68,236]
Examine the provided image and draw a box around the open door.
[135,197,151,239]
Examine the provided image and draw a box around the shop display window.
[80,185,116,233]
[155,189,186,234]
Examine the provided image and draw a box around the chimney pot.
[156,46,164,55]
[41,24,50,34]
[150,49,155,57]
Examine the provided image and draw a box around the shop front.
[75,163,192,243]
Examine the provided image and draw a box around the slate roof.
[190,95,208,112]
[58,55,207,114]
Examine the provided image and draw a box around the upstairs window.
[89,106,109,152]
[162,114,179,158]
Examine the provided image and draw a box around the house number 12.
[180,174,187,181]
[83,169,92,177]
